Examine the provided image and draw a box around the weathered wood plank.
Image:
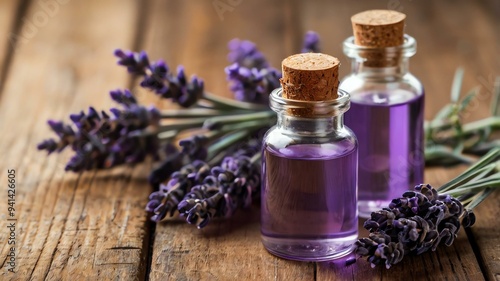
[143,1,315,280]
[151,207,314,280]
[470,192,500,281]
[0,1,150,280]
[0,1,22,90]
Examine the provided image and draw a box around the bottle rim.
[343,34,417,58]
[269,88,351,117]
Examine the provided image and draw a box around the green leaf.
[491,77,500,116]
[465,188,495,210]
[451,68,465,103]
[425,145,475,165]
[458,88,479,112]
[432,104,455,122]
[438,163,496,193]
[438,148,500,192]
[447,174,500,194]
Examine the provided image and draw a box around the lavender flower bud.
[227,39,269,69]
[179,135,209,160]
[301,31,321,53]
[37,139,59,154]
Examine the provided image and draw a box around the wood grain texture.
[150,207,314,280]
[0,0,497,280]
[469,191,500,281]
[0,1,151,280]
[0,1,22,91]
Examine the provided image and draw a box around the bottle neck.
[343,34,416,81]
[269,88,351,136]
[351,57,410,79]
[276,114,344,136]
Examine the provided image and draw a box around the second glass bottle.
[341,10,425,217]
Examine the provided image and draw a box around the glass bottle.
[341,34,425,218]
[261,87,358,261]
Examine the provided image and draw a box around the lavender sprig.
[223,34,322,104]
[225,63,281,104]
[224,38,281,104]
[147,160,211,222]
[227,38,269,69]
[115,50,204,107]
[301,31,321,53]
[38,89,161,171]
[425,69,500,165]
[178,153,261,228]
[355,148,500,269]
[147,138,261,226]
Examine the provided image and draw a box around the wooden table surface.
[0,0,499,280]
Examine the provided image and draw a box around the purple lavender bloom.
[146,160,211,222]
[37,139,58,154]
[179,135,209,160]
[227,39,269,70]
[301,31,321,53]
[225,63,281,104]
[146,137,262,226]
[224,32,321,103]
[110,89,137,106]
[178,154,260,228]
[37,90,163,172]
[148,151,184,188]
[115,49,204,108]
[355,184,475,269]
[114,49,149,75]
[224,38,281,104]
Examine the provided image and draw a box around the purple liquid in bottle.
[261,143,358,261]
[345,90,424,217]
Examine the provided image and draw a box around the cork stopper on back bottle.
[280,53,340,117]
[351,10,406,67]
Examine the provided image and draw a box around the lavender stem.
[201,92,269,111]
[203,111,275,130]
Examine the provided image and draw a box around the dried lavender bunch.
[355,148,500,269]
[38,89,161,171]
[178,153,260,228]
[147,138,261,227]
[115,48,268,111]
[39,32,319,176]
[425,69,500,165]
[146,160,211,222]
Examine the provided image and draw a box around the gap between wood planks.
[465,228,489,281]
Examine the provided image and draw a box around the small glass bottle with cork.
[341,10,425,218]
[261,52,358,261]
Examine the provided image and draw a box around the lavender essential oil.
[341,10,425,217]
[261,53,358,261]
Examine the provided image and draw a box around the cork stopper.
[351,10,406,47]
[281,53,340,99]
[280,53,340,117]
